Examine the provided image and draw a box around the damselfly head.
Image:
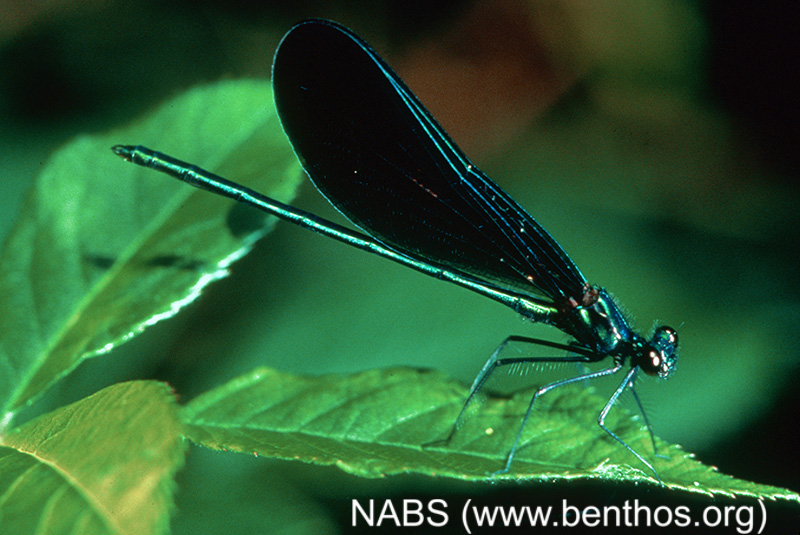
[639,326,678,378]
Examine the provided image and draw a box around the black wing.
[272,19,586,300]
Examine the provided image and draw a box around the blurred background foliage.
[1,0,798,532]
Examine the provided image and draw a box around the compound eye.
[641,348,662,376]
[655,326,678,348]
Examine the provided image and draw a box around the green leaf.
[182,366,800,502]
[0,380,185,534]
[0,79,301,416]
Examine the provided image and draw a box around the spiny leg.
[597,367,662,482]
[424,335,592,448]
[493,363,623,476]
[629,383,668,460]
